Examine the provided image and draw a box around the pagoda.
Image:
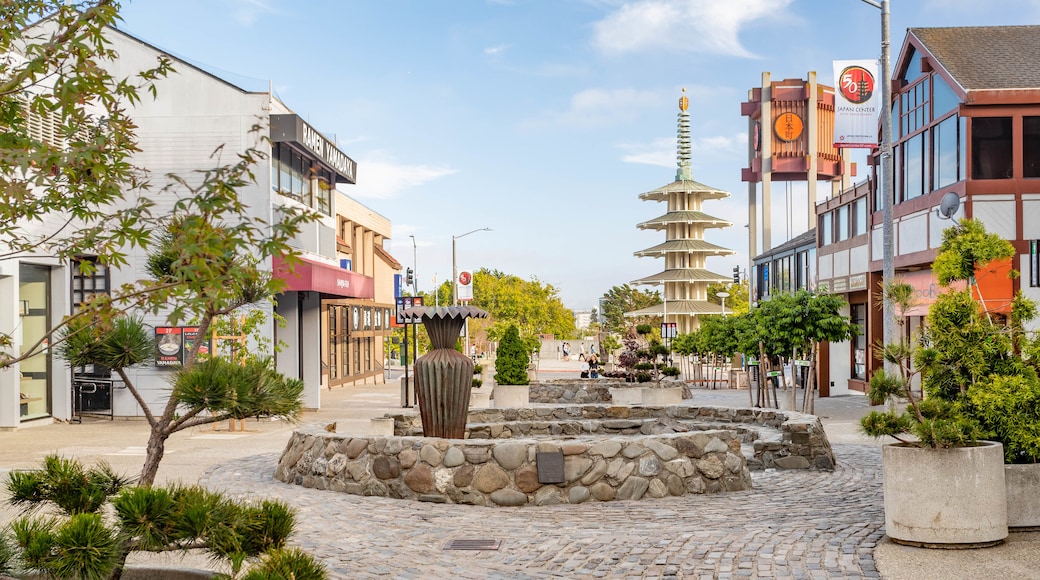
[627,89,735,334]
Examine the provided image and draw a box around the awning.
[273,256,374,299]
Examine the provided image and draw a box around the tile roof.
[911,26,1040,91]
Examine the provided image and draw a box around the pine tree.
[494,325,530,385]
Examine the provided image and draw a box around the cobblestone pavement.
[202,444,884,579]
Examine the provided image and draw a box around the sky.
[114,0,1040,311]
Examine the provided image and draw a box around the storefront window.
[19,264,50,421]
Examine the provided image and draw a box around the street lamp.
[452,227,491,305]
[409,234,418,295]
[717,291,730,317]
[861,0,895,370]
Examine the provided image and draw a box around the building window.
[932,76,959,119]
[899,77,930,137]
[820,211,832,246]
[972,117,1013,179]
[851,303,867,380]
[933,114,961,189]
[902,132,925,201]
[837,204,850,242]
[852,198,867,237]
[1025,117,1040,178]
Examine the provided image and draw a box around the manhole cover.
[443,539,502,550]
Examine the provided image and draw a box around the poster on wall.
[155,327,183,366]
[833,59,880,149]
[182,327,212,360]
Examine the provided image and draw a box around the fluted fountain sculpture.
[401,305,489,438]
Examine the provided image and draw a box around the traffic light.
[405,267,414,286]
[732,266,740,284]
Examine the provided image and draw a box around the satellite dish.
[936,192,961,220]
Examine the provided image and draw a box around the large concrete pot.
[1005,463,1040,529]
[492,384,529,408]
[882,441,1008,547]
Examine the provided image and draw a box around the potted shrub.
[923,218,1040,529]
[492,325,530,407]
[861,220,1025,547]
[860,328,1006,546]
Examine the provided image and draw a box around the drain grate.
[443,539,502,550]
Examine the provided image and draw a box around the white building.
[1,24,396,429]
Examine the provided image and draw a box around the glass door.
[19,264,50,421]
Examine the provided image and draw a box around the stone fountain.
[401,305,488,439]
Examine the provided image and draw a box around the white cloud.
[535,87,664,128]
[484,44,510,56]
[591,0,795,58]
[348,153,457,200]
[620,132,746,168]
[226,0,276,26]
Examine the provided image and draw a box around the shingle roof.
[911,26,1040,91]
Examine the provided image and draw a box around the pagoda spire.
[676,88,693,181]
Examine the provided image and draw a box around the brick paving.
[202,443,884,579]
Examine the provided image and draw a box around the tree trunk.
[139,424,169,487]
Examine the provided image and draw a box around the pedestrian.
[580,358,590,378]
[562,342,570,360]
[590,343,597,357]
[578,342,586,361]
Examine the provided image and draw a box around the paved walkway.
[203,446,885,579]
[4,362,1040,578]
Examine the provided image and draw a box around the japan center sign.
[457,270,474,302]
[833,60,880,149]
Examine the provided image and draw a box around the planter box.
[882,441,1008,547]
[469,389,491,408]
[641,387,682,406]
[492,384,529,408]
[609,387,644,405]
[1006,463,1040,529]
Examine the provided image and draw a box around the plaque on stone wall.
[536,451,565,484]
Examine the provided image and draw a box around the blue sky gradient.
[116,0,1040,310]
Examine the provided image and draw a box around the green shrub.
[473,364,483,375]
[968,374,1040,463]
[472,378,483,389]
[493,325,529,385]
[661,366,680,377]
[3,457,327,580]
[636,373,652,383]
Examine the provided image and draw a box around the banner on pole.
[457,270,473,301]
[833,59,880,149]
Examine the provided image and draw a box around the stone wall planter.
[493,384,529,408]
[1006,463,1040,529]
[882,441,1008,547]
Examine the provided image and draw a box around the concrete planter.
[1006,463,1040,529]
[609,387,644,405]
[882,441,1008,547]
[469,389,491,408]
[492,384,529,408]
[641,386,682,405]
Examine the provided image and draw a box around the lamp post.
[452,227,491,359]
[409,234,418,295]
[861,0,895,369]
[452,228,491,306]
[717,291,730,317]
